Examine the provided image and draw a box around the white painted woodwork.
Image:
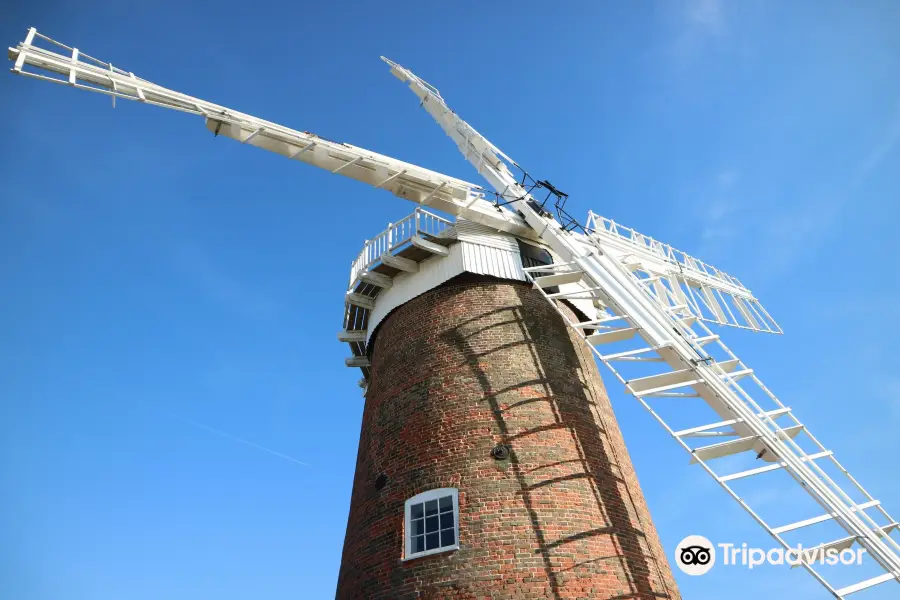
[338,330,367,343]
[380,253,419,273]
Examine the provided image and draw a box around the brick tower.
[336,212,680,599]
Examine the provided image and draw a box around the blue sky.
[1,1,899,598]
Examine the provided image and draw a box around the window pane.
[426,532,440,550]
[440,512,453,530]
[425,515,439,533]
[410,503,424,520]
[410,518,424,536]
[425,499,438,516]
[413,535,425,554]
[441,528,455,547]
[439,496,453,513]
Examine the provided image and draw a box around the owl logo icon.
[675,535,716,576]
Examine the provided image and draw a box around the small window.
[404,488,459,560]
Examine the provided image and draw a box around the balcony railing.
[349,208,453,289]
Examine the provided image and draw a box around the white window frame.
[403,487,460,560]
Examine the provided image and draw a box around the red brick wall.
[336,276,680,599]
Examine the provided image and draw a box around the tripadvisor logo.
[675,535,716,576]
[674,535,866,576]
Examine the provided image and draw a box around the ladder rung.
[600,346,659,361]
[573,314,626,328]
[609,356,665,363]
[836,572,900,596]
[546,286,602,300]
[636,381,704,397]
[682,430,736,438]
[691,334,720,347]
[533,271,584,288]
[722,368,753,382]
[773,500,882,535]
[638,275,662,285]
[586,327,639,346]
[523,261,578,272]
[690,424,804,463]
[792,523,900,568]
[713,358,741,373]
[664,304,689,312]
[673,407,793,438]
[719,450,831,482]
[627,369,702,395]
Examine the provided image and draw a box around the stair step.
[637,275,662,285]
[572,314,627,329]
[338,330,367,343]
[601,346,664,362]
[523,261,578,272]
[673,407,793,438]
[533,271,584,288]
[719,450,831,482]
[345,356,371,368]
[773,500,882,535]
[346,292,376,310]
[664,303,689,312]
[836,572,900,596]
[410,235,450,256]
[691,334,720,347]
[380,252,418,273]
[791,524,899,569]
[627,369,702,396]
[714,358,741,373]
[722,368,754,382]
[586,327,639,346]
[690,424,804,463]
[359,270,393,288]
[546,286,602,300]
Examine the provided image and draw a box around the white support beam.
[719,450,832,482]
[345,356,371,368]
[346,293,376,310]
[585,327,639,346]
[532,271,584,288]
[691,425,804,464]
[673,407,793,439]
[409,235,450,257]
[380,253,418,273]
[773,499,881,535]
[338,330,367,343]
[836,572,900,596]
[358,270,393,289]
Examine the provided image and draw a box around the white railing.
[586,211,748,291]
[349,208,453,288]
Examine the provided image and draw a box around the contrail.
[169,413,311,467]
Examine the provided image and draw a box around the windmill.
[8,27,900,599]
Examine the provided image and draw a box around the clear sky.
[1,1,899,599]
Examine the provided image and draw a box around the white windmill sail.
[9,27,775,335]
[7,28,532,240]
[382,57,900,597]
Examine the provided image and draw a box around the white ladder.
[383,57,900,596]
[522,248,900,598]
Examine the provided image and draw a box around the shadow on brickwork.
[439,280,676,600]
